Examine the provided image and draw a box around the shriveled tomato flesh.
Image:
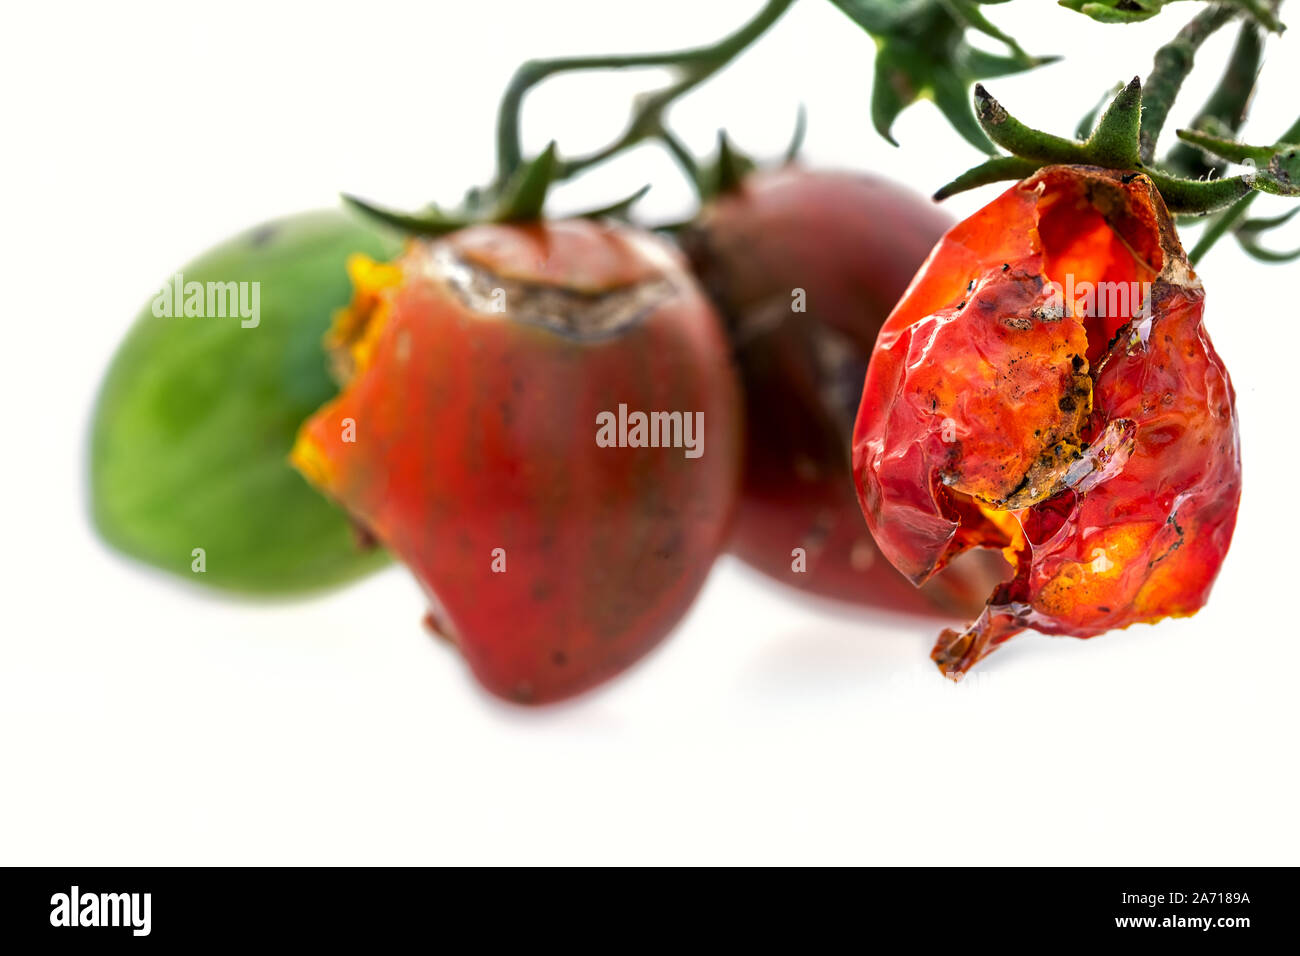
[853,166,1240,678]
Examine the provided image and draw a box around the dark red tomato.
[683,167,1007,617]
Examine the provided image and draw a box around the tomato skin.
[293,220,742,704]
[683,167,1007,617]
[852,166,1241,677]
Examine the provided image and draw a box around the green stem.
[1140,3,1238,164]
[1164,19,1262,176]
[493,0,795,188]
[1187,111,1300,262]
[553,75,694,179]
[656,126,704,193]
[1188,193,1256,262]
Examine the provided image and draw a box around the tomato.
[91,209,399,593]
[853,165,1241,677]
[683,167,1008,617]
[292,220,743,703]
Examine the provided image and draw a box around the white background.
[3,0,1298,865]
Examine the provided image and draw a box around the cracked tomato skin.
[852,166,1240,677]
[292,220,742,704]
[682,167,1006,617]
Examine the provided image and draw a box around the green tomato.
[90,208,401,594]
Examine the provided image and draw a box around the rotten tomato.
[292,219,742,704]
[852,165,1241,677]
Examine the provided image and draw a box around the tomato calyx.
[941,32,1300,223]
[937,75,1300,217]
[342,142,651,241]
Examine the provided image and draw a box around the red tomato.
[293,220,743,703]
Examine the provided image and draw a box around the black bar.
[0,866,1291,944]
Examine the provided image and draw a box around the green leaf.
[832,0,1054,150]
[944,0,1036,60]
[932,67,995,154]
[870,44,914,147]
[959,46,1061,81]
[830,0,908,35]
[1058,0,1164,25]
[1059,0,1284,33]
